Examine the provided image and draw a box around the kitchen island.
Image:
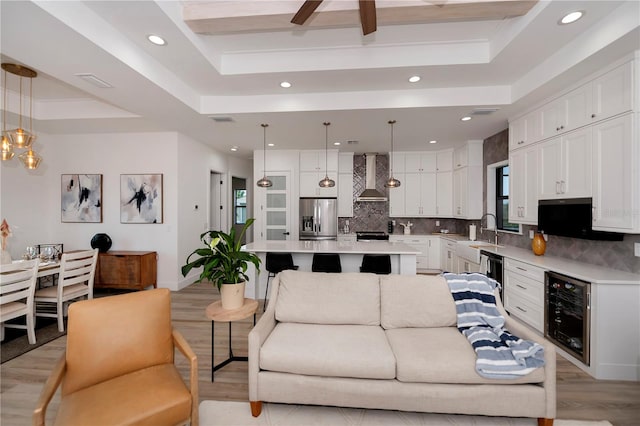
[242,240,421,300]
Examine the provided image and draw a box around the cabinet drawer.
[504,291,544,332]
[98,255,140,285]
[504,258,546,281]
[504,271,544,305]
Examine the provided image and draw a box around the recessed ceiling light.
[230,146,238,152]
[333,142,341,146]
[280,81,291,88]
[147,34,166,46]
[268,143,275,147]
[429,140,437,144]
[559,11,584,25]
[461,116,472,121]
[408,76,421,83]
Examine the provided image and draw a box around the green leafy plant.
[181,218,261,290]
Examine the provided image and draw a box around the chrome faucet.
[479,213,499,245]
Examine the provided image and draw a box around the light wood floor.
[1,282,639,425]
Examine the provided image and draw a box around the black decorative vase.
[91,233,112,253]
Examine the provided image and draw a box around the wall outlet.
[529,230,534,239]
[635,242,640,257]
[436,220,440,226]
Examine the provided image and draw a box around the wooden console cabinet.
[95,251,157,290]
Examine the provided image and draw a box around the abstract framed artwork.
[120,174,163,224]
[61,174,103,223]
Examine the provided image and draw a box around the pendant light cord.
[389,120,396,175]
[324,122,330,175]
[262,123,268,173]
[2,69,6,134]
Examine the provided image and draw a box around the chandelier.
[1,63,41,169]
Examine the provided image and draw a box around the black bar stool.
[264,252,298,311]
[312,253,342,273]
[360,254,391,275]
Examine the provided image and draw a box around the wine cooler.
[545,271,591,365]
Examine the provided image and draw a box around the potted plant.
[182,218,261,310]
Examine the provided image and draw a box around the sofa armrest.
[33,352,67,426]
[173,329,199,426]
[248,305,277,401]
[503,314,557,419]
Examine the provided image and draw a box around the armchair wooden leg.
[250,401,262,417]
[538,418,554,426]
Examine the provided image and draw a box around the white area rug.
[199,401,612,426]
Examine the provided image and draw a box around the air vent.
[74,73,113,88]
[471,108,500,115]
[347,140,359,145]
[209,116,234,123]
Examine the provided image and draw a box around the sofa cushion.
[380,275,457,329]
[275,271,380,325]
[260,323,396,379]
[385,327,545,385]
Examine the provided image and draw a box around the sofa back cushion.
[275,270,380,325]
[380,274,457,329]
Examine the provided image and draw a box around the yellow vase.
[532,233,546,256]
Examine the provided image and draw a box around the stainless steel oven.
[545,271,590,365]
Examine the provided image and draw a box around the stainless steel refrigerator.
[299,198,337,240]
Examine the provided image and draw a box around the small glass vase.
[532,232,546,256]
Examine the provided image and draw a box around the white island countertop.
[244,240,421,255]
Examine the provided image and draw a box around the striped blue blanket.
[444,272,545,379]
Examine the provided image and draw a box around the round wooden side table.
[205,298,259,382]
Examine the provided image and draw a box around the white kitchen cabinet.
[404,172,436,216]
[509,144,538,224]
[391,235,440,272]
[388,172,405,217]
[300,150,339,197]
[299,171,338,197]
[440,238,458,273]
[405,152,437,173]
[538,127,592,200]
[336,233,356,243]
[452,141,483,219]
[338,153,354,217]
[436,150,453,172]
[503,258,545,333]
[509,110,543,150]
[300,150,338,172]
[592,113,638,232]
[453,165,483,219]
[436,171,453,217]
[541,85,592,140]
[591,61,633,123]
[458,258,480,273]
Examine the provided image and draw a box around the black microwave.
[538,198,622,241]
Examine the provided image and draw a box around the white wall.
[0,130,250,291]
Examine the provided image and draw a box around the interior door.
[261,172,292,241]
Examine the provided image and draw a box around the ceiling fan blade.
[359,0,377,35]
[291,0,323,25]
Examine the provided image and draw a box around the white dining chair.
[34,249,98,333]
[1,258,40,344]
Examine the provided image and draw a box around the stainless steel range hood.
[356,153,387,202]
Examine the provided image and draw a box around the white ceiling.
[1,0,638,158]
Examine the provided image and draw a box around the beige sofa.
[248,271,556,425]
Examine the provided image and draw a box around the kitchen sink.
[456,240,503,264]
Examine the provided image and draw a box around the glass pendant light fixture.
[256,123,273,188]
[385,120,401,188]
[1,69,14,161]
[318,122,335,188]
[2,63,42,170]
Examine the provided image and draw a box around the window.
[234,189,247,225]
[495,166,519,232]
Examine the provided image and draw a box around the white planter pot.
[220,281,246,310]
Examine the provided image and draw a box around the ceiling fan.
[291,0,377,35]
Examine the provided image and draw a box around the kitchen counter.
[476,244,639,285]
[243,240,421,300]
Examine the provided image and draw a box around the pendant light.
[318,122,335,188]
[256,123,273,188]
[385,120,401,188]
[1,69,14,161]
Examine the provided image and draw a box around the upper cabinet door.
[538,137,562,199]
[561,128,592,198]
[541,99,565,139]
[405,153,436,173]
[564,85,592,132]
[436,150,453,172]
[592,61,633,122]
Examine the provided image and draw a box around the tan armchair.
[34,288,198,426]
